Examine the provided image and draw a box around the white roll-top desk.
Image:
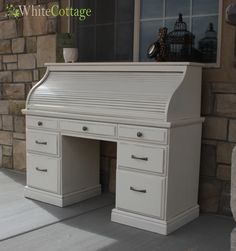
[23,63,203,235]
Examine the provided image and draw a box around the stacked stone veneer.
[0,0,58,170]
[194,0,236,217]
[200,82,236,216]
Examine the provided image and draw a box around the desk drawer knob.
[131,155,148,161]
[137,132,143,138]
[38,121,43,126]
[82,126,88,132]
[36,167,48,172]
[35,140,47,145]
[130,186,147,193]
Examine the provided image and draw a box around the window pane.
[96,24,115,61]
[116,22,134,61]
[193,0,219,15]
[117,0,135,22]
[140,20,163,61]
[141,0,163,19]
[166,0,190,18]
[76,0,95,25]
[96,0,115,24]
[75,0,134,62]
[77,26,96,62]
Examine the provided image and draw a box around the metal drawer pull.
[36,167,47,172]
[130,186,147,193]
[137,132,143,138]
[82,126,88,132]
[35,140,47,145]
[38,121,43,126]
[131,155,148,161]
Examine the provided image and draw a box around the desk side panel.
[167,66,202,122]
[166,123,202,220]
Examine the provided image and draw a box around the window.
[74,0,222,65]
[139,0,222,64]
[74,0,134,62]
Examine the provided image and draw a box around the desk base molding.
[111,206,199,235]
[24,186,101,207]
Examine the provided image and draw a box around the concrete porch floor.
[0,169,235,251]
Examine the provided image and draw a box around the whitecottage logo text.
[5,4,92,21]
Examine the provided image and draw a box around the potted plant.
[62,0,78,63]
[62,33,78,63]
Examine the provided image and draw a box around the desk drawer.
[27,154,60,194]
[27,116,58,130]
[118,125,168,144]
[27,130,58,155]
[116,169,165,219]
[60,120,117,137]
[118,143,167,174]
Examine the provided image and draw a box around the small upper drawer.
[118,125,168,144]
[27,130,58,155]
[60,120,117,138]
[118,143,167,174]
[27,116,58,130]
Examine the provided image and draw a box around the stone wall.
[199,0,236,216]
[0,0,58,170]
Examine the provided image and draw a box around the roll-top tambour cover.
[25,63,203,126]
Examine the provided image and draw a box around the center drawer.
[60,120,117,138]
[116,169,165,219]
[27,130,59,155]
[118,143,167,174]
[27,154,60,194]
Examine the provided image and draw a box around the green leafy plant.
[5,4,22,19]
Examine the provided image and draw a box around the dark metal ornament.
[147,27,169,61]
[158,27,169,61]
[167,13,195,61]
[147,13,202,62]
[199,23,217,63]
[147,42,159,59]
